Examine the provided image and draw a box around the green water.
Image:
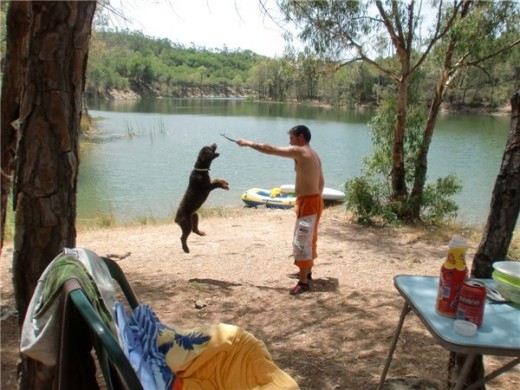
[80,98,511,226]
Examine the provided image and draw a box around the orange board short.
[293,194,324,268]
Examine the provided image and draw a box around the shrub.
[420,175,462,224]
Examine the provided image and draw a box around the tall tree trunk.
[11,2,97,388]
[472,91,520,278]
[447,91,520,390]
[396,1,413,206]
[0,1,31,252]
[376,0,413,210]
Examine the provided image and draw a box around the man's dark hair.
[289,125,311,142]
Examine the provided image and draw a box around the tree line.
[85,29,517,110]
[85,30,261,98]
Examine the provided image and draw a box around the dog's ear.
[198,146,211,156]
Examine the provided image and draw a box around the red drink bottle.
[435,236,468,317]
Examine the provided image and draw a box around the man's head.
[288,125,311,145]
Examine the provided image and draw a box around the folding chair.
[56,257,143,390]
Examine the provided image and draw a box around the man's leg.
[290,195,321,295]
[299,267,312,284]
[290,262,312,295]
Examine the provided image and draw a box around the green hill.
[86,30,264,99]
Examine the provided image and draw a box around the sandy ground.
[1,206,519,389]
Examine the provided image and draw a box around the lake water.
[80,99,511,226]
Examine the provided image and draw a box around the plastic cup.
[453,320,477,336]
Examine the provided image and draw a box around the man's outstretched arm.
[236,139,300,159]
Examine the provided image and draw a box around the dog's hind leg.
[180,232,190,253]
[178,219,192,253]
[191,213,206,236]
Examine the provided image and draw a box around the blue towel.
[115,302,158,389]
[116,303,175,390]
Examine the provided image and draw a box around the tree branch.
[464,38,520,67]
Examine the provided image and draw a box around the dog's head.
[194,143,219,169]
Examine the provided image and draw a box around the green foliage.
[248,57,294,101]
[363,89,426,181]
[86,30,263,97]
[508,232,520,260]
[420,175,462,224]
[344,177,388,224]
[344,90,462,225]
[431,1,520,108]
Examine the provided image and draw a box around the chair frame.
[61,257,144,390]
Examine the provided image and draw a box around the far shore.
[90,88,512,117]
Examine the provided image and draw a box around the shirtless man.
[236,125,325,294]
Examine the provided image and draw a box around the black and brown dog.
[175,143,229,253]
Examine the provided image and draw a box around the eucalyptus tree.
[318,63,350,107]
[278,0,519,221]
[410,1,520,218]
[279,0,456,218]
[249,60,271,99]
[294,49,321,100]
[249,58,292,101]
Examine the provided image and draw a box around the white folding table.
[378,275,520,390]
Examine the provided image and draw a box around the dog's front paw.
[219,179,229,190]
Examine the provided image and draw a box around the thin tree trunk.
[409,1,472,220]
[392,76,410,202]
[12,2,97,388]
[376,0,414,209]
[410,40,457,218]
[0,1,31,252]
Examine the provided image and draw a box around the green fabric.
[34,255,114,331]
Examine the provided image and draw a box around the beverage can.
[456,279,487,328]
[435,236,468,317]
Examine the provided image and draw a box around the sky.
[109,0,294,57]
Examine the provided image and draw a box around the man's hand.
[236,139,251,147]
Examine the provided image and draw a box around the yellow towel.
[160,323,299,390]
